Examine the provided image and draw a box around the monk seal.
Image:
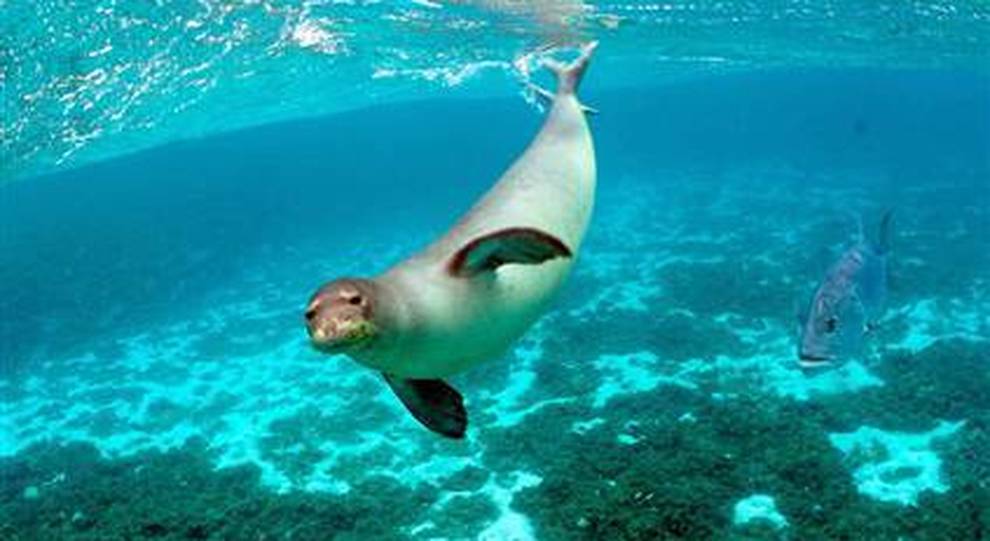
[304,42,598,438]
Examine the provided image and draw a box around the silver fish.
[797,211,894,368]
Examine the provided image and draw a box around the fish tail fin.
[875,209,894,255]
[543,41,598,97]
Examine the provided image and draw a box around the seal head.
[305,278,378,353]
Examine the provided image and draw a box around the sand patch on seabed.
[829,421,965,506]
[885,297,989,353]
[732,494,789,530]
[591,351,702,409]
[408,470,543,541]
[4,302,376,493]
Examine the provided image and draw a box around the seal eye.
[349,296,362,306]
[825,317,838,334]
[304,307,318,321]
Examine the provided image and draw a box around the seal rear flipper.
[383,374,467,439]
[543,41,597,96]
[526,81,599,115]
[447,227,572,278]
[540,41,598,113]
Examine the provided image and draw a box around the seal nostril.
[305,308,317,321]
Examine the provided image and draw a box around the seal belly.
[371,94,594,379]
[369,257,570,378]
[445,95,596,254]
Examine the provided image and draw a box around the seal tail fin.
[543,40,597,95]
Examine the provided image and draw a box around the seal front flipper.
[447,227,572,278]
[383,374,467,439]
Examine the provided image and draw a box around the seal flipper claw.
[383,374,467,439]
[448,227,572,278]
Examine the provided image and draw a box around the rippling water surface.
[4,1,989,180]
[2,2,989,540]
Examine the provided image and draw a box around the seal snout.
[304,279,377,352]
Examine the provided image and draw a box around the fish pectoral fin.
[447,227,572,278]
[383,374,467,439]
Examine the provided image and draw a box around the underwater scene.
[2,2,989,540]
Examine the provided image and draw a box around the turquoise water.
[2,2,990,539]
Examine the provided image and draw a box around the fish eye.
[825,317,838,333]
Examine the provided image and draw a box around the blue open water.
[1,2,989,539]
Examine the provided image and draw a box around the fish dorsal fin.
[383,374,466,439]
[447,227,572,278]
[875,209,894,255]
